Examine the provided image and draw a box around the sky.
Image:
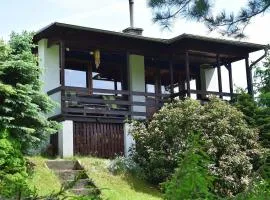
[1,0,270,91]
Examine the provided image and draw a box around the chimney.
[123,0,143,35]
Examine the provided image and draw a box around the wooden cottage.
[34,22,266,158]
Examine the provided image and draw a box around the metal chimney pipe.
[129,0,134,28]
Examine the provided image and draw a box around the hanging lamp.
[94,49,100,69]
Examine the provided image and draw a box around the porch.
[46,46,248,123]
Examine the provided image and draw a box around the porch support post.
[196,75,201,99]
[178,76,185,99]
[245,55,254,97]
[169,59,174,98]
[216,54,223,98]
[227,63,233,98]
[155,68,161,107]
[59,41,65,86]
[185,51,191,97]
[155,68,161,95]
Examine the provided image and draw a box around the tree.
[0,32,58,151]
[148,0,270,38]
[233,56,270,181]
[0,32,59,199]
[163,133,215,200]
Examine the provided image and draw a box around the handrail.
[189,89,234,97]
[47,86,236,99]
[47,86,171,98]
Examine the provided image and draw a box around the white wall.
[200,66,218,92]
[124,54,146,156]
[58,120,74,158]
[124,123,134,156]
[38,39,61,116]
[128,54,146,116]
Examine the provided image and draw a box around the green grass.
[77,156,162,200]
[27,156,62,196]
[27,156,162,200]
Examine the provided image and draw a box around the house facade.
[34,22,265,158]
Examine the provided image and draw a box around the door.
[73,122,124,158]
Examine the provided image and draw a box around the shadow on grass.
[122,173,162,199]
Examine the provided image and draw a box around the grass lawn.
[28,156,162,200]
[27,156,62,196]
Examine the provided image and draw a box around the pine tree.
[148,0,270,38]
[0,32,58,151]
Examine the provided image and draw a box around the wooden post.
[126,52,131,119]
[196,75,201,100]
[155,68,161,108]
[227,63,233,98]
[59,41,65,86]
[87,63,92,94]
[169,60,174,98]
[114,80,118,96]
[185,51,191,97]
[155,68,161,95]
[245,56,254,97]
[217,54,223,98]
[178,75,185,99]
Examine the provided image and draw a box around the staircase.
[46,160,99,196]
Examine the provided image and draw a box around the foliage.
[232,178,270,200]
[234,55,270,180]
[148,0,270,38]
[0,32,59,199]
[163,133,215,200]
[107,156,142,175]
[130,97,262,197]
[0,130,33,199]
[0,32,58,151]
[202,98,261,197]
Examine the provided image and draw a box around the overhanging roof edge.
[33,22,266,52]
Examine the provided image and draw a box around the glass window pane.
[65,69,86,88]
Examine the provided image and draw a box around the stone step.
[70,187,100,196]
[56,170,88,181]
[66,179,91,190]
[46,160,83,170]
[70,188,91,196]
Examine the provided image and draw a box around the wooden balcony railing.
[47,86,170,120]
[47,86,236,121]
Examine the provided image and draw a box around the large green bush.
[130,98,262,197]
[0,130,33,199]
[131,99,202,184]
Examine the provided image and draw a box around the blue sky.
[1,0,269,90]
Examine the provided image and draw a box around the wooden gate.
[73,122,124,158]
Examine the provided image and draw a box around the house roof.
[33,22,267,66]
[34,22,266,51]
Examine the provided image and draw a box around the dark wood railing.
[47,86,236,120]
[47,86,170,120]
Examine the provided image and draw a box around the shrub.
[0,130,33,199]
[107,156,141,175]
[131,99,202,184]
[130,97,262,197]
[232,179,270,200]
[163,133,215,200]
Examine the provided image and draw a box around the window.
[65,69,87,88]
